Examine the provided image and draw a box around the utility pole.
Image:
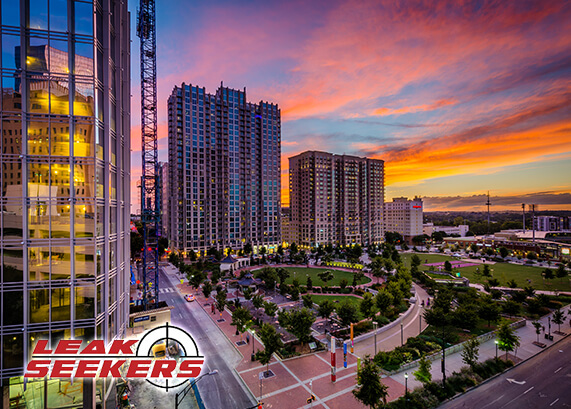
[486,191,491,236]
[522,203,525,233]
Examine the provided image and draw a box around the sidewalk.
[388,304,571,392]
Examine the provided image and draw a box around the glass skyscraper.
[167,83,281,255]
[0,1,131,407]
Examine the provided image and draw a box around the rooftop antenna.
[486,191,491,236]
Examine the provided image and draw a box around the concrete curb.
[438,331,571,407]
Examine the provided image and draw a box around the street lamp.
[251,330,256,361]
[175,370,218,409]
[494,340,498,360]
[404,373,408,398]
[373,321,378,356]
[419,304,423,334]
[400,318,404,347]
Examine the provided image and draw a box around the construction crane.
[137,0,160,310]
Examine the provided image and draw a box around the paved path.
[353,283,431,357]
[388,305,571,392]
[439,335,571,409]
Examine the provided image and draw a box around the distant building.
[281,207,295,245]
[423,223,470,237]
[533,216,570,232]
[384,197,423,243]
[159,161,169,238]
[167,83,281,255]
[289,151,384,247]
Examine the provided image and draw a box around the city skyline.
[129,0,571,212]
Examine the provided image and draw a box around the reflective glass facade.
[0,0,130,407]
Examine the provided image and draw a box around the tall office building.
[167,83,281,255]
[384,197,423,242]
[289,151,384,247]
[0,1,131,407]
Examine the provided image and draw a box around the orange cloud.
[373,99,457,116]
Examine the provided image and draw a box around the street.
[438,335,571,408]
[157,267,257,409]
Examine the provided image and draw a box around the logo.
[25,323,204,391]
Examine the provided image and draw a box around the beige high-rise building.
[289,151,384,247]
[384,197,424,242]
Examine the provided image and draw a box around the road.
[158,268,257,409]
[439,335,571,409]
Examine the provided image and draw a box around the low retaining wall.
[385,317,527,375]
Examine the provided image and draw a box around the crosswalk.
[158,287,176,294]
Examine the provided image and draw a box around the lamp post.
[548,317,551,338]
[251,330,256,361]
[419,304,423,334]
[404,373,408,399]
[373,321,378,356]
[494,340,498,360]
[175,370,218,409]
[400,318,404,347]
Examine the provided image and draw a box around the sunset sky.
[129,0,571,212]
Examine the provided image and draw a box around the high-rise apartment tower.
[167,83,281,255]
[0,1,131,407]
[289,151,384,247]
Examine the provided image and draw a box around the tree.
[243,242,253,256]
[527,251,537,260]
[386,281,403,307]
[523,286,535,297]
[317,270,334,286]
[243,287,253,301]
[360,292,375,320]
[499,247,509,258]
[202,280,213,299]
[255,267,278,291]
[452,305,479,330]
[252,294,264,318]
[482,264,491,277]
[279,308,315,345]
[215,289,227,319]
[337,300,359,327]
[552,309,565,332]
[318,300,335,325]
[479,296,500,327]
[411,254,421,268]
[556,264,568,283]
[488,278,500,287]
[461,336,480,370]
[413,354,432,385]
[353,356,388,409]
[502,300,521,317]
[470,244,479,253]
[231,307,253,340]
[444,260,452,272]
[496,322,520,360]
[188,249,197,262]
[306,276,313,292]
[532,321,542,343]
[263,301,278,318]
[375,289,393,317]
[302,294,313,309]
[542,268,554,283]
[506,279,518,288]
[188,271,205,291]
[339,278,349,290]
[256,323,282,375]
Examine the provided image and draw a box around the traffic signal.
[306,394,316,403]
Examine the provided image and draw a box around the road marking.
[507,378,526,385]
[554,367,562,373]
[550,398,559,406]
[523,386,534,394]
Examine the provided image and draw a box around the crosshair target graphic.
[135,322,204,390]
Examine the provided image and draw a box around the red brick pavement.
[187,281,405,409]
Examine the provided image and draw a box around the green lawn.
[402,253,570,291]
[280,267,371,287]
[310,294,364,320]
